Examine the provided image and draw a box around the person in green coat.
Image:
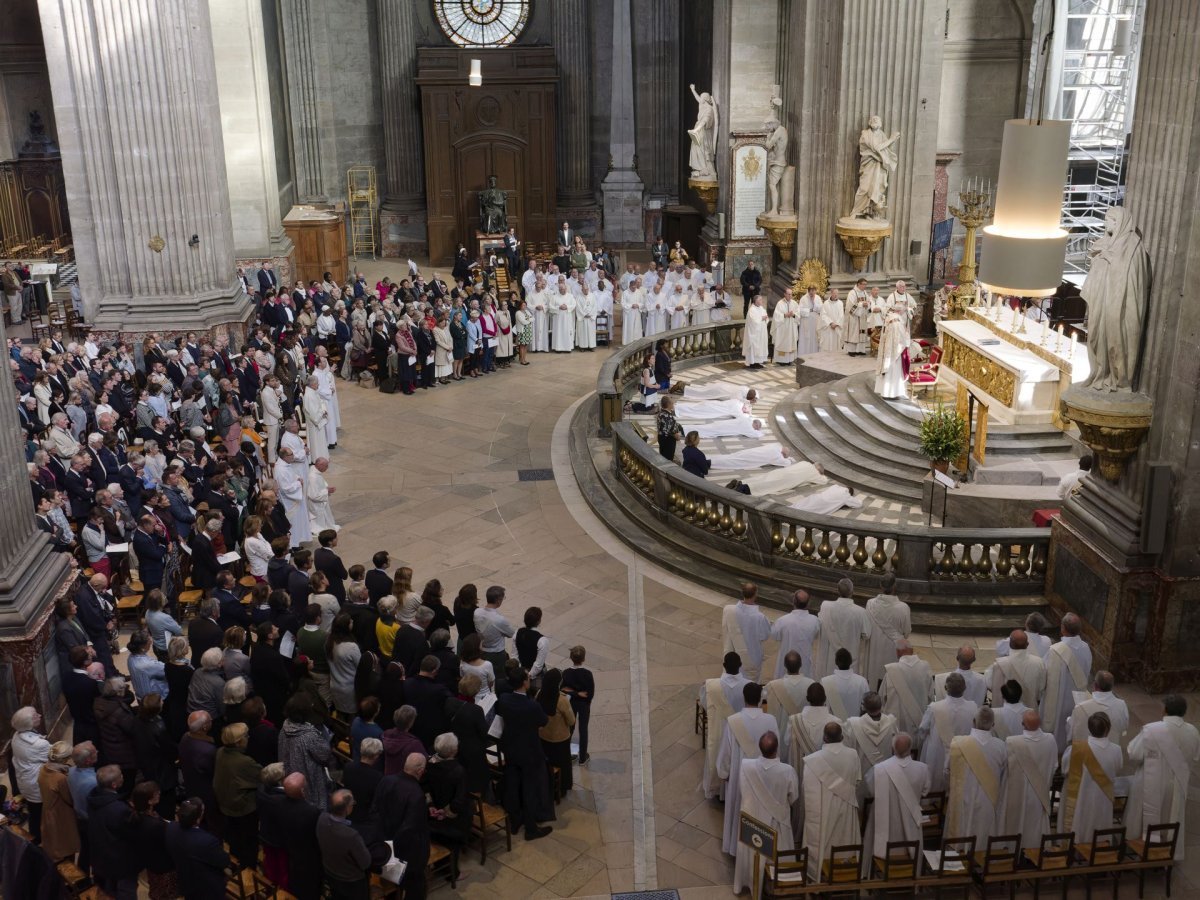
[213,722,262,869]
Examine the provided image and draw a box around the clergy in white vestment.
[1058,711,1122,843]
[863,735,930,874]
[945,707,1007,847]
[1002,710,1059,848]
[307,458,338,532]
[280,419,308,467]
[617,265,636,292]
[674,396,755,421]
[740,460,826,496]
[994,612,1053,659]
[771,290,801,364]
[717,684,779,855]
[817,289,845,353]
[700,653,751,800]
[273,447,311,545]
[520,261,539,296]
[595,279,614,321]
[862,576,911,690]
[815,580,869,677]
[791,485,862,515]
[668,283,690,330]
[743,297,770,367]
[989,629,1048,711]
[885,281,918,342]
[843,278,872,355]
[796,288,821,354]
[867,287,885,334]
[766,651,813,737]
[709,444,792,472]
[620,282,644,344]
[844,692,899,776]
[302,377,330,464]
[786,683,842,772]
[528,281,552,351]
[260,377,285,464]
[1066,671,1129,745]
[770,590,821,678]
[550,283,577,351]
[722,584,773,682]
[689,286,713,325]
[933,646,988,706]
[644,284,669,336]
[916,673,976,792]
[1124,695,1200,858]
[574,286,598,349]
[880,642,934,740]
[691,416,766,439]
[681,381,757,402]
[735,734,799,897]
[821,649,870,721]
[802,723,861,881]
[314,358,340,444]
[993,680,1032,740]
[1042,613,1094,753]
[874,310,908,399]
[642,267,659,292]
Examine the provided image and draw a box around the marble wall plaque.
[732,143,766,238]
[1053,543,1109,630]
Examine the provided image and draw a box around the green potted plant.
[918,404,967,473]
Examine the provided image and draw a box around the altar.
[936,308,1090,426]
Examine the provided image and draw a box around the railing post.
[599,391,621,437]
[745,508,775,564]
[895,535,928,582]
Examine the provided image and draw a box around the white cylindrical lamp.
[978,119,1070,298]
[469,58,483,87]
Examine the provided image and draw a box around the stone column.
[209,0,294,268]
[602,0,645,244]
[636,0,681,202]
[280,0,337,203]
[376,0,427,255]
[39,0,254,333]
[554,0,594,209]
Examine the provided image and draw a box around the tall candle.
[1042,317,1049,343]
[1070,332,1076,359]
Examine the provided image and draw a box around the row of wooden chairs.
[0,233,70,261]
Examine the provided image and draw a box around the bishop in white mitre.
[550,283,577,351]
[1002,710,1058,849]
[529,280,552,351]
[700,653,750,800]
[575,285,598,349]
[1124,695,1200,858]
[302,377,329,464]
[771,591,821,679]
[817,288,845,353]
[863,734,930,874]
[771,290,801,364]
[307,458,338,532]
[736,733,799,897]
[743,297,770,367]
[989,629,1048,711]
[821,649,869,721]
[815,580,869,677]
[933,646,987,706]
[1066,670,1129,746]
[844,692,898,776]
[766,650,812,739]
[862,577,910,690]
[880,641,934,740]
[802,722,861,881]
[273,447,311,545]
[620,281,644,344]
[1042,614,1093,753]
[916,672,976,793]
[717,684,778,855]
[946,707,1007,847]
[874,310,908,399]
[722,586,772,683]
[1058,710,1122,843]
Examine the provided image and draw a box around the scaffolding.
[1057,0,1144,281]
[346,166,378,260]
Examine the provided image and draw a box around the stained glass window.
[434,0,530,48]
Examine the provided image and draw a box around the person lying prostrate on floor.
[690,418,766,440]
[682,382,759,402]
[707,444,793,471]
[740,461,826,495]
[790,484,863,515]
[673,394,758,421]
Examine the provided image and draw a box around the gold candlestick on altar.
[945,186,994,320]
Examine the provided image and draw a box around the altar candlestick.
[1055,323,1063,352]
[1070,331,1076,359]
[1041,317,1049,345]
[1011,305,1018,330]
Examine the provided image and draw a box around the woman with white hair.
[10,706,51,841]
[187,646,227,721]
[426,732,472,845]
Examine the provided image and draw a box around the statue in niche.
[478,175,508,234]
[763,116,788,215]
[850,115,901,220]
[687,84,719,180]
[1081,207,1150,392]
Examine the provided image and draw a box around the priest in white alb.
[796,287,821,354]
[815,578,869,677]
[709,443,792,472]
[1001,710,1058,849]
[273,446,311,545]
[880,641,933,741]
[989,629,1048,712]
[863,734,930,873]
[307,457,338,532]
[575,284,598,349]
[644,283,669,336]
[885,280,918,342]
[722,583,772,682]
[946,706,1007,847]
[916,672,977,793]
[993,680,1032,740]
[674,396,755,421]
[843,277,872,355]
[874,309,908,399]
[844,692,898,776]
[1058,711,1122,843]
[1066,670,1129,745]
[771,289,801,365]
[802,722,861,881]
[668,283,690,329]
[743,296,770,367]
[620,280,644,345]
[739,460,825,496]
[766,650,812,737]
[1124,695,1200,857]
[550,282,577,352]
[717,683,779,856]
[689,285,713,325]
[735,733,799,897]
[817,287,844,353]
[280,418,308,468]
[933,646,987,706]
[301,376,329,464]
[1042,613,1093,753]
[821,648,869,721]
[786,683,842,771]
[529,278,552,351]
[700,653,750,800]
[862,574,910,690]
[770,590,821,679]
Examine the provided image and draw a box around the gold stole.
[722,604,750,659]
[705,678,734,777]
[767,679,805,721]
[1045,642,1087,727]
[1142,722,1188,828]
[1008,736,1052,816]
[948,736,1000,837]
[727,712,762,761]
[885,663,925,728]
[1063,740,1114,831]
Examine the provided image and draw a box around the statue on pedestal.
[687,84,719,180]
[764,117,788,216]
[850,115,901,220]
[1081,207,1150,393]
[478,175,508,234]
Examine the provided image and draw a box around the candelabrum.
[945,184,994,319]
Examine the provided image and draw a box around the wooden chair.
[695,699,708,748]
[923,835,975,900]
[974,834,1022,900]
[1023,832,1074,900]
[177,588,204,619]
[821,843,863,893]
[920,790,947,848]
[907,345,944,398]
[1077,826,1125,900]
[426,840,459,889]
[468,791,511,863]
[873,838,920,896]
[762,846,808,898]
[114,591,143,628]
[1127,822,1179,899]
[225,866,274,898]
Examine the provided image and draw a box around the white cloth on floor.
[690,417,765,439]
[674,398,754,420]
[707,444,792,471]
[790,485,862,515]
[740,461,826,495]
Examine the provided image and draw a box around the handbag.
[379,376,398,394]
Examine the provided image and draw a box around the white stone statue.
[764,116,789,215]
[1081,207,1150,392]
[688,84,719,180]
[850,115,901,220]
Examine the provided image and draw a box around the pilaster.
[553,0,594,210]
[636,0,680,204]
[602,0,645,244]
[280,0,338,203]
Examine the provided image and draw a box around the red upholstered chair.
[907,345,943,397]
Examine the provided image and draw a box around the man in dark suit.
[36,493,74,552]
[390,609,432,676]
[62,645,101,745]
[287,550,314,615]
[503,227,520,273]
[63,455,95,522]
[165,798,230,900]
[89,766,141,898]
[495,668,554,839]
[257,262,279,295]
[87,438,121,488]
[318,790,372,898]
[651,235,668,267]
[188,520,221,592]
[132,514,168,593]
[365,552,391,606]
[187,598,224,669]
[117,455,145,517]
[75,574,117,676]
[314,532,348,604]
[740,259,763,316]
[368,757,429,897]
[273,773,324,899]
[214,571,250,631]
[403,656,452,751]
[429,630,460,692]
[557,221,574,251]
[341,743,383,825]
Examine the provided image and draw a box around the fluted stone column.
[280,0,337,203]
[39,0,254,332]
[554,0,594,209]
[636,0,680,202]
[376,0,427,255]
